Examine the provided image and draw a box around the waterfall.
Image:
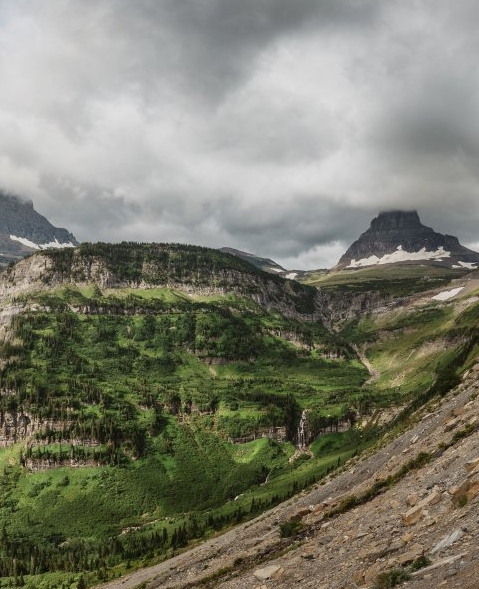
[297,410,307,449]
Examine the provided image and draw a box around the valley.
[0,235,477,588]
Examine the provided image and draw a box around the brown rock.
[290,507,311,521]
[465,457,479,472]
[406,493,420,507]
[364,562,382,585]
[254,565,283,581]
[450,476,479,503]
[396,544,424,566]
[352,569,365,585]
[402,489,441,525]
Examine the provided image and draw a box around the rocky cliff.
[0,243,327,321]
[0,191,78,265]
[336,210,479,270]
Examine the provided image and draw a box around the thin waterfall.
[297,410,307,449]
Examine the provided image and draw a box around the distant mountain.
[335,210,479,270]
[219,247,286,274]
[218,247,323,282]
[0,191,78,265]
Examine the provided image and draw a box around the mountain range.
[2,192,479,275]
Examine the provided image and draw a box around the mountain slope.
[336,210,479,270]
[96,360,479,589]
[0,191,78,265]
[0,242,478,588]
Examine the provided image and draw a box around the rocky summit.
[0,191,78,265]
[336,210,479,270]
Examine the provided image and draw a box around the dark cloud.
[1,1,479,268]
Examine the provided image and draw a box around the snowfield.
[432,287,464,301]
[347,245,450,268]
[10,235,76,250]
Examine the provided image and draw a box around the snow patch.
[269,267,283,273]
[347,246,451,268]
[458,261,477,270]
[432,287,464,301]
[285,272,298,280]
[10,235,75,250]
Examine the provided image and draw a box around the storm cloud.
[0,0,478,268]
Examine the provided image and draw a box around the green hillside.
[0,244,477,588]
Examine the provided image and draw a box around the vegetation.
[0,243,476,587]
[373,568,411,588]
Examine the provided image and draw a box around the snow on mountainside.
[336,210,479,270]
[0,192,78,265]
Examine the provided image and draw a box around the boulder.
[465,457,479,473]
[253,564,284,581]
[431,529,464,555]
[402,488,441,525]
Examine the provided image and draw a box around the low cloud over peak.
[1,0,478,269]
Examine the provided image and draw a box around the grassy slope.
[0,282,369,588]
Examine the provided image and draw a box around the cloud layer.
[1,0,478,268]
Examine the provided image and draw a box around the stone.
[396,543,424,566]
[254,565,283,581]
[465,457,479,472]
[363,562,382,585]
[402,488,441,525]
[406,493,420,507]
[401,532,414,544]
[450,475,479,503]
[431,529,464,555]
[444,417,461,432]
[290,507,311,520]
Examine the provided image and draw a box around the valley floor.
[95,361,479,589]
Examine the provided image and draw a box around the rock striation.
[0,191,78,265]
[336,210,479,270]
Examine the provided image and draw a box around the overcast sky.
[1,0,479,269]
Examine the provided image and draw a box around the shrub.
[279,520,304,538]
[374,568,410,588]
[409,555,431,572]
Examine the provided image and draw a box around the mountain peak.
[370,210,422,231]
[0,191,78,265]
[336,210,479,270]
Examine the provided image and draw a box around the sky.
[1,0,479,269]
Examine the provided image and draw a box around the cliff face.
[336,210,479,269]
[0,244,327,321]
[0,192,78,264]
